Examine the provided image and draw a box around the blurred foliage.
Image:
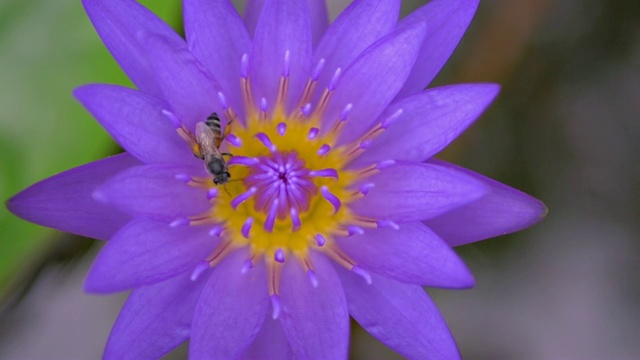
[0,0,181,293]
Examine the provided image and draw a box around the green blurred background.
[1,0,639,359]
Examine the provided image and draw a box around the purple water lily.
[7,0,546,358]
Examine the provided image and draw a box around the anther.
[208,225,224,237]
[307,270,319,288]
[277,122,287,136]
[255,132,277,152]
[260,97,268,112]
[317,144,331,156]
[315,234,326,247]
[381,109,403,129]
[347,225,365,236]
[290,207,301,231]
[340,103,353,121]
[359,183,375,195]
[309,168,338,179]
[174,174,192,183]
[206,188,219,200]
[308,127,320,140]
[190,261,210,282]
[217,92,229,110]
[311,58,325,81]
[241,259,254,274]
[240,53,249,78]
[375,160,396,170]
[231,187,258,209]
[352,265,373,285]
[170,217,189,228]
[376,219,400,230]
[274,249,285,263]
[300,103,312,117]
[241,217,254,239]
[282,50,291,77]
[320,186,341,213]
[270,295,282,320]
[161,110,181,128]
[225,133,242,147]
[228,156,260,166]
[328,68,342,91]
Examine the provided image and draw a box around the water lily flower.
[7,0,546,358]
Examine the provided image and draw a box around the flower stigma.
[173,53,401,315]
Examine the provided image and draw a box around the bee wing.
[196,121,222,158]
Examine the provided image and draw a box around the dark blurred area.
[1,0,639,359]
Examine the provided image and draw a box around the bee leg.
[221,152,233,159]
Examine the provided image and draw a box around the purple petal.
[85,219,216,293]
[7,154,137,240]
[74,84,194,164]
[337,222,474,288]
[94,164,210,222]
[81,0,184,97]
[425,159,547,247]
[306,0,329,47]
[323,22,427,145]
[190,250,270,359]
[242,317,293,360]
[337,268,461,360]
[352,161,490,222]
[312,0,400,92]
[244,0,325,43]
[137,32,221,130]
[184,0,251,116]
[249,0,312,111]
[279,253,349,359]
[395,0,479,97]
[242,0,265,37]
[104,272,208,360]
[353,84,500,165]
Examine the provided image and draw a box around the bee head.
[214,171,231,185]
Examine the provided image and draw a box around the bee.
[195,112,231,185]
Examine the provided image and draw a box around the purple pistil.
[290,207,301,231]
[264,199,279,232]
[228,156,260,166]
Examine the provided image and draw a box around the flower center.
[172,52,402,316]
